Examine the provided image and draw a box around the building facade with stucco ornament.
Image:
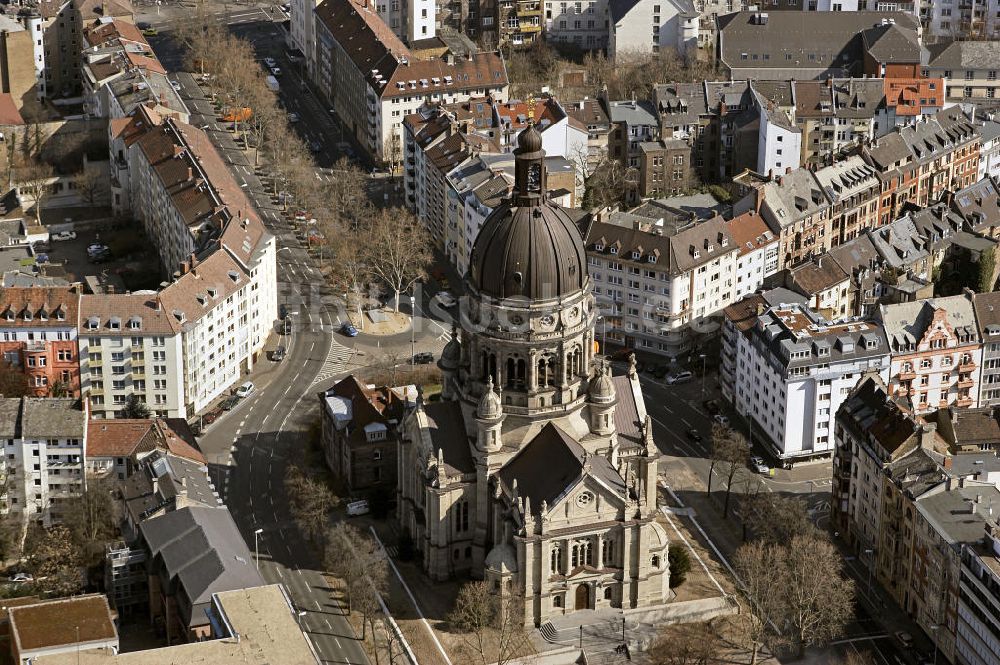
[396,122,670,626]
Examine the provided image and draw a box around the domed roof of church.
[485,542,518,574]
[588,366,616,404]
[477,376,502,420]
[467,124,587,301]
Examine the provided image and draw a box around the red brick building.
[0,286,82,396]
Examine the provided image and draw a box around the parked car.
[413,351,434,364]
[170,80,181,92]
[895,632,914,650]
[8,573,32,584]
[651,364,669,379]
[220,396,240,411]
[270,66,282,77]
[235,381,255,398]
[749,456,769,474]
[283,316,292,335]
[263,57,277,68]
[703,399,721,415]
[279,304,288,319]
[346,499,370,516]
[87,243,109,256]
[272,346,286,362]
[137,21,151,29]
[665,371,693,385]
[35,253,49,264]
[51,231,76,241]
[309,140,322,153]
[340,322,358,337]
[434,291,458,308]
[141,26,157,36]
[686,428,703,443]
[713,414,730,427]
[287,112,300,123]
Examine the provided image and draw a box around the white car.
[169,80,181,91]
[287,112,300,123]
[434,291,458,308]
[263,57,277,68]
[665,371,693,385]
[235,381,255,398]
[9,573,32,583]
[51,231,76,241]
[713,414,730,427]
[270,66,282,77]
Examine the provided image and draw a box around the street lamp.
[254,528,264,570]
[699,353,707,397]
[930,625,940,665]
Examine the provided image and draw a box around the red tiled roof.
[79,293,181,335]
[0,286,81,328]
[0,94,24,127]
[724,209,776,257]
[86,419,153,457]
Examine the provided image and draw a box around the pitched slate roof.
[879,294,980,351]
[423,400,474,474]
[927,40,1000,70]
[497,423,626,511]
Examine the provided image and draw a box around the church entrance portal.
[574,584,589,610]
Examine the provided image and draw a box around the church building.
[396,122,670,626]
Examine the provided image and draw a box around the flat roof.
[9,595,116,653]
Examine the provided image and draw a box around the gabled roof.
[861,22,922,64]
[0,94,25,126]
[879,294,980,350]
[423,400,474,475]
[0,285,80,328]
[497,423,626,511]
[927,40,1000,70]
[140,506,262,625]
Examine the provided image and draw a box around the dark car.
[413,351,434,364]
[652,365,669,379]
[220,395,240,411]
[340,322,358,337]
[686,428,703,443]
[703,399,721,415]
[279,304,288,319]
[272,346,286,361]
[283,317,292,335]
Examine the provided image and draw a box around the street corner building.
[396,123,669,627]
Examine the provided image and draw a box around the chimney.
[776,175,784,187]
[826,77,833,88]
[755,187,765,214]
[180,260,190,275]
[187,166,193,180]
[785,166,792,175]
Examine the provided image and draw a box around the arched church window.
[553,595,563,608]
[651,555,661,569]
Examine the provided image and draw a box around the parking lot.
[42,225,162,290]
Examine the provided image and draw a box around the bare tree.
[16,158,55,222]
[0,360,31,397]
[23,524,86,597]
[324,523,390,641]
[707,425,749,518]
[285,465,338,543]
[448,581,532,665]
[363,207,432,312]
[733,540,786,665]
[781,534,854,657]
[62,476,119,566]
[741,491,816,545]
[72,167,106,206]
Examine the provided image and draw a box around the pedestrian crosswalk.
[311,340,354,387]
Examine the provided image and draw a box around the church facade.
[396,123,670,626]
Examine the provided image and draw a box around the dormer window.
[227,270,241,283]
[128,317,141,330]
[609,247,617,255]
[647,254,656,263]
[109,317,121,330]
[208,287,218,299]
[22,310,31,322]
[86,317,99,330]
[631,251,640,260]
[595,243,604,251]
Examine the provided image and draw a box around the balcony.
[957,397,974,408]
[898,370,916,381]
[958,360,977,372]
[24,341,46,353]
[958,378,975,389]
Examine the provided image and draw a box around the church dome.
[588,367,616,404]
[477,376,502,420]
[485,542,518,574]
[467,124,587,301]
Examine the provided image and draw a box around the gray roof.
[813,156,879,204]
[123,450,222,524]
[749,304,888,371]
[668,216,738,274]
[717,11,919,75]
[879,295,980,352]
[973,291,1000,339]
[979,118,1000,144]
[0,398,21,438]
[605,99,658,127]
[909,204,964,249]
[758,168,830,230]
[927,40,1000,70]
[611,374,647,449]
[952,177,1000,231]
[653,83,710,127]
[860,23,922,64]
[140,506,264,627]
[916,483,1000,545]
[497,423,626,512]
[828,234,881,275]
[868,215,929,270]
[423,400,474,475]
[21,398,85,439]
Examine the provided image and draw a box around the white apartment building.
[314,0,508,165]
[290,0,323,79]
[78,294,185,419]
[0,397,87,527]
[958,526,1000,665]
[581,212,738,359]
[111,109,277,416]
[879,294,983,413]
[725,209,780,302]
[608,0,698,60]
[374,0,436,42]
[545,0,610,50]
[725,300,890,462]
[924,0,1000,41]
[755,92,803,179]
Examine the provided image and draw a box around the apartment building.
[545,0,610,50]
[0,397,87,527]
[565,97,612,176]
[607,0,698,58]
[652,83,716,182]
[726,298,890,463]
[581,211,737,359]
[0,15,44,119]
[978,117,1000,182]
[863,106,981,215]
[880,293,983,413]
[926,41,1000,103]
[8,595,119,665]
[924,0,1000,41]
[636,139,693,199]
[605,97,660,170]
[812,156,881,245]
[314,0,508,165]
[973,291,1000,408]
[78,293,184,419]
[725,209,780,301]
[958,523,1000,665]
[0,286,81,397]
[792,79,887,167]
